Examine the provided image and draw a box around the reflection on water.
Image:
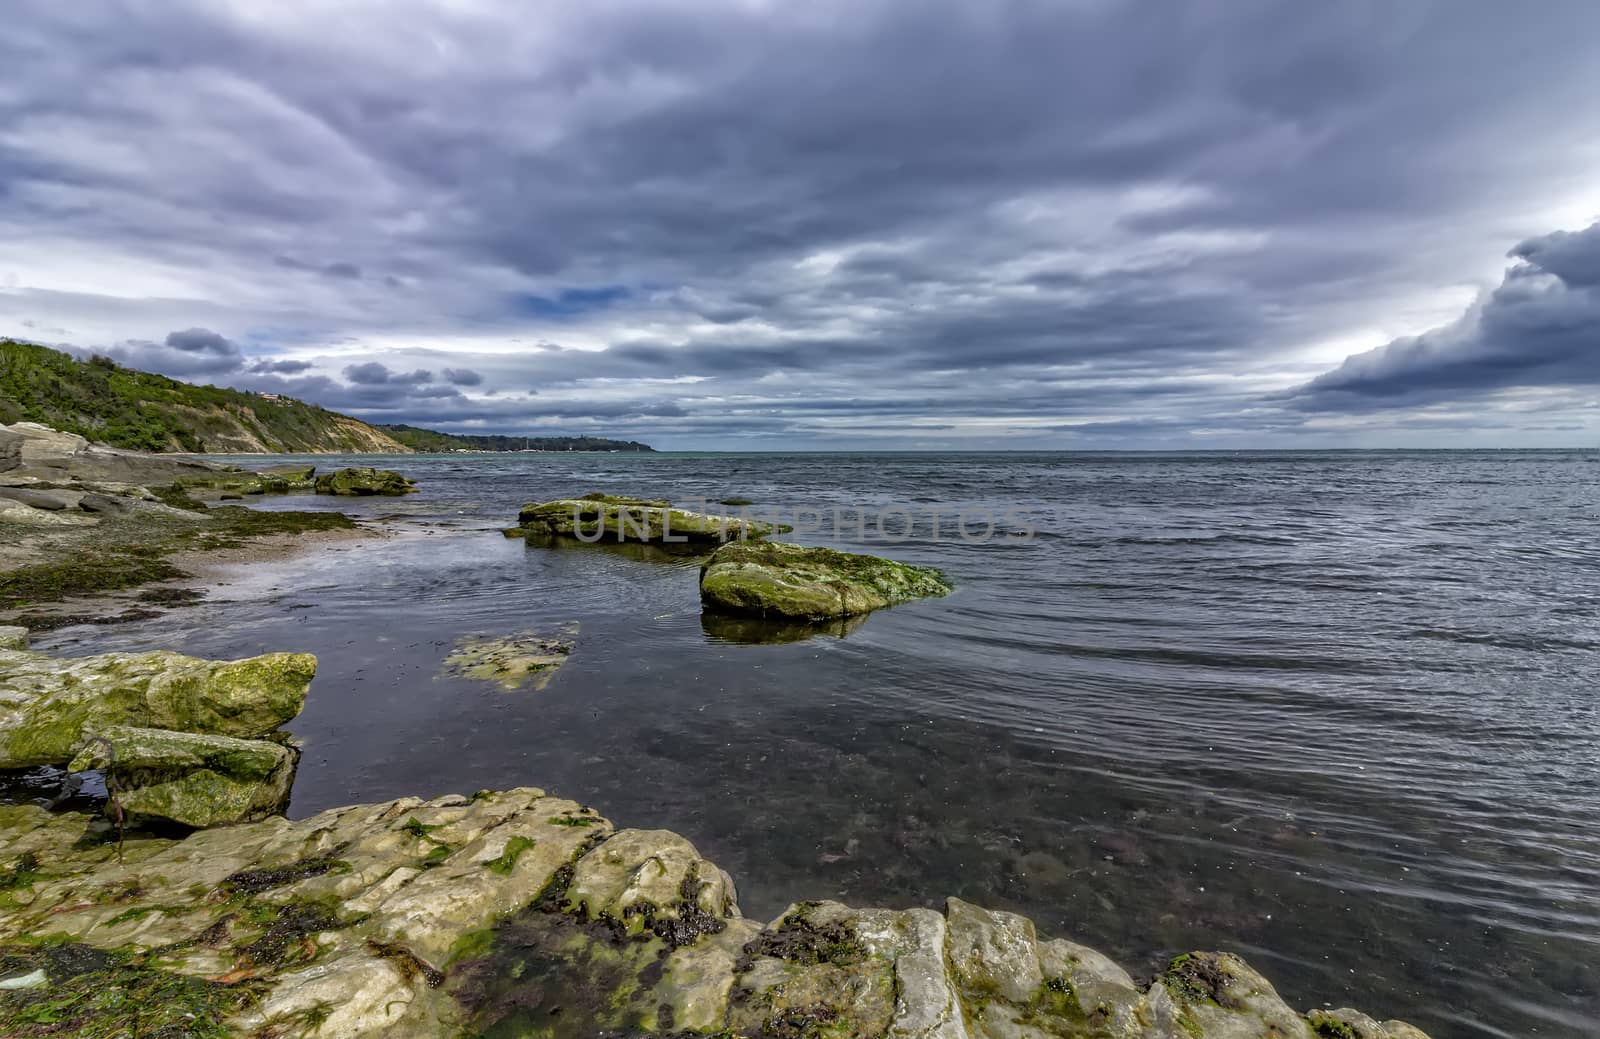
[700,610,868,644]
[21,449,1600,1039]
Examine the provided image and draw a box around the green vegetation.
[377,423,654,453]
[484,836,537,875]
[0,339,403,452]
[0,505,354,609]
[0,939,258,1039]
[0,338,653,455]
[1308,1013,1362,1039]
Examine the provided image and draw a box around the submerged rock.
[441,625,578,691]
[67,723,299,827]
[512,493,785,544]
[314,466,416,496]
[700,540,951,620]
[0,787,1433,1039]
[0,647,315,768]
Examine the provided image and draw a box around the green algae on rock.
[0,788,1433,1039]
[314,467,416,496]
[700,540,951,621]
[0,625,26,650]
[512,493,786,544]
[0,647,315,768]
[67,724,299,828]
[441,625,578,691]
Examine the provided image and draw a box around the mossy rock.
[0,647,315,769]
[313,467,416,496]
[68,724,298,828]
[441,625,578,691]
[699,541,950,621]
[515,494,784,544]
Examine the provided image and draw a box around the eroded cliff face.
[0,790,1431,1039]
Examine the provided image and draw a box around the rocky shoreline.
[1,783,1430,1039]
[0,421,412,629]
[0,431,1436,1037]
[0,636,1434,1039]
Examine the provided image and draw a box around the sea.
[28,450,1600,1038]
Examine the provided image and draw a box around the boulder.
[254,463,317,492]
[0,647,315,768]
[514,493,784,544]
[180,464,319,496]
[314,466,416,496]
[699,540,951,620]
[67,724,299,827]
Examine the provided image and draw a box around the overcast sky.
[5,1,1600,449]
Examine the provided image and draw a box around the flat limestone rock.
[0,427,21,473]
[440,625,577,691]
[68,723,298,827]
[314,466,416,495]
[0,498,99,527]
[0,647,316,768]
[513,493,785,544]
[0,787,1435,1039]
[700,539,951,620]
[0,487,84,510]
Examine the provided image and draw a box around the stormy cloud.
[3,1,1600,447]
[1291,221,1600,410]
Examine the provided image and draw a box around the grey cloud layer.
[5,1,1600,445]
[1291,222,1600,410]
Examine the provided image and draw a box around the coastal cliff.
[0,340,410,454]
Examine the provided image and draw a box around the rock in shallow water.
[0,788,1434,1039]
[0,647,315,768]
[513,493,785,544]
[67,723,299,827]
[700,540,952,620]
[440,625,578,691]
[314,466,416,495]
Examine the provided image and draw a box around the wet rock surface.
[67,724,300,828]
[314,466,417,496]
[440,625,579,691]
[0,790,1433,1039]
[0,646,315,769]
[700,540,952,620]
[512,492,787,544]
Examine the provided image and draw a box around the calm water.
[32,451,1600,1039]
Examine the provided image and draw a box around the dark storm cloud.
[342,362,433,386]
[249,358,315,375]
[6,1,1600,445]
[1292,221,1600,410]
[100,327,243,377]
